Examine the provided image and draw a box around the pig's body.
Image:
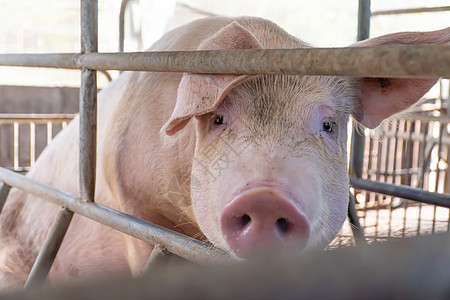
[0,16,303,288]
[0,16,448,289]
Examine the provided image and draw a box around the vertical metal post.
[348,0,371,244]
[24,208,73,289]
[350,0,371,177]
[0,181,11,213]
[348,194,365,245]
[356,0,371,42]
[24,0,99,289]
[80,0,98,203]
[119,0,130,52]
[143,244,173,274]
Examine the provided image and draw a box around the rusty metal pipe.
[0,167,232,263]
[0,45,448,78]
[24,207,74,289]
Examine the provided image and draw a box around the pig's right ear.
[162,21,263,136]
[351,27,450,128]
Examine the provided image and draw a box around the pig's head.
[162,22,448,258]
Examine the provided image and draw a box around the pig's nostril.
[276,218,289,233]
[240,214,251,227]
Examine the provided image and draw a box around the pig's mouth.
[219,183,311,258]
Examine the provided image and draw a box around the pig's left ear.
[163,21,263,136]
[351,27,449,128]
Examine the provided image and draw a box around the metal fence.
[0,114,74,173]
[328,0,450,248]
[0,0,449,289]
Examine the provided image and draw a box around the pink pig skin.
[0,16,448,289]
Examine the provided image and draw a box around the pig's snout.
[220,187,310,258]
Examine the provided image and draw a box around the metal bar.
[0,45,449,78]
[350,178,450,208]
[0,53,79,69]
[399,114,450,124]
[24,207,74,289]
[30,123,35,166]
[373,130,450,147]
[47,122,53,144]
[119,0,130,52]
[347,193,366,245]
[0,181,11,214]
[0,113,76,122]
[350,0,371,178]
[372,6,450,16]
[13,123,19,170]
[348,0,370,243]
[0,167,232,263]
[80,0,98,203]
[357,0,371,41]
[143,244,173,273]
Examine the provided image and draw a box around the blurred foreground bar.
[1,232,449,299]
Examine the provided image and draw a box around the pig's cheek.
[190,164,228,248]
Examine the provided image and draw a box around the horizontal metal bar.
[0,53,80,69]
[372,131,450,146]
[0,45,449,78]
[24,207,74,289]
[0,167,232,263]
[350,178,450,208]
[372,6,450,16]
[399,114,450,123]
[0,113,76,121]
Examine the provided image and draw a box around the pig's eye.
[214,114,227,125]
[322,121,336,133]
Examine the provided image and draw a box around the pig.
[0,16,448,289]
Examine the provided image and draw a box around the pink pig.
[0,17,448,289]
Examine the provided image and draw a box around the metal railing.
[342,0,450,246]
[0,114,75,172]
[0,0,449,289]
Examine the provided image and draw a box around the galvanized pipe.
[0,114,76,123]
[0,167,232,263]
[347,193,366,245]
[80,0,98,203]
[0,53,79,69]
[347,0,371,244]
[119,0,130,52]
[372,6,450,16]
[350,0,371,179]
[372,131,450,147]
[143,244,173,273]
[24,207,74,289]
[0,182,11,214]
[357,0,371,41]
[0,45,449,78]
[350,178,450,208]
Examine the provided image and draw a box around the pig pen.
[0,0,449,291]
